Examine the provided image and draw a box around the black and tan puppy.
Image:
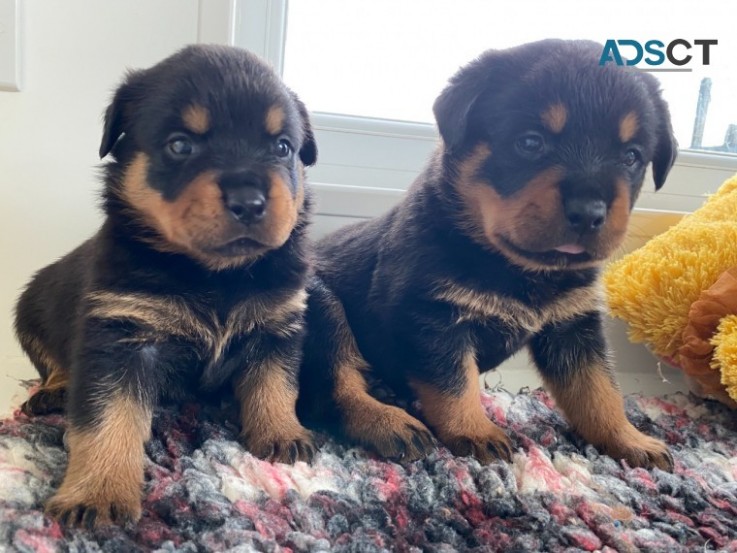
[15,44,317,527]
[298,39,677,470]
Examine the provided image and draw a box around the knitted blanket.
[1,388,736,552]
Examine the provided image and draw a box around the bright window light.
[283,0,737,153]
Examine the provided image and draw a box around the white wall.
[0,1,691,412]
[0,1,201,390]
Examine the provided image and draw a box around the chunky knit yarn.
[2,388,737,552]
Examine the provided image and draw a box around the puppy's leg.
[298,281,434,462]
[233,316,315,464]
[333,361,436,463]
[45,331,168,527]
[410,351,512,464]
[530,311,673,471]
[16,293,69,415]
[18,334,68,415]
[46,395,151,528]
[235,357,315,464]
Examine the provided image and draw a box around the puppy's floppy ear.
[433,49,510,155]
[651,99,678,190]
[433,63,487,154]
[99,70,145,159]
[288,89,317,167]
[639,72,678,190]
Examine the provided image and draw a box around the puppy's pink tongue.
[554,244,586,254]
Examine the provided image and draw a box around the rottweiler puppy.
[298,39,677,470]
[15,44,317,527]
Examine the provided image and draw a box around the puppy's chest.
[86,289,305,369]
[432,280,603,337]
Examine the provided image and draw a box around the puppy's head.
[434,39,677,271]
[101,44,317,271]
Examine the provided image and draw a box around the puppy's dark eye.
[515,132,545,157]
[622,148,641,167]
[275,138,293,158]
[166,135,195,159]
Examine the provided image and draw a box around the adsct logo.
[599,39,718,72]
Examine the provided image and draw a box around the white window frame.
[200,0,737,228]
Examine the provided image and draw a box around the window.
[226,0,737,227]
[284,1,736,153]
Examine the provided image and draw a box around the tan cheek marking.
[506,167,565,237]
[457,161,564,245]
[263,172,298,246]
[182,104,210,134]
[619,112,639,142]
[265,106,285,135]
[608,179,632,238]
[121,154,226,252]
[454,144,498,239]
[454,156,567,270]
[541,103,568,134]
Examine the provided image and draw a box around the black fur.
[15,44,317,526]
[298,39,676,470]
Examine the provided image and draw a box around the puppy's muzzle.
[563,197,607,234]
[220,171,267,225]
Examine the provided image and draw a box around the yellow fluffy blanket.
[605,174,737,406]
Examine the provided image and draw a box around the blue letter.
[600,40,624,66]
[618,40,644,66]
[644,40,665,65]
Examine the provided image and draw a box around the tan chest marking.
[86,289,307,363]
[433,280,603,333]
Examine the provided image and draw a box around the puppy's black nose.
[564,198,607,233]
[224,187,267,224]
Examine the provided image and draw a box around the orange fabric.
[678,267,737,395]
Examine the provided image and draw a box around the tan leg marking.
[46,395,152,526]
[316,294,434,462]
[334,362,434,462]
[19,334,69,415]
[412,352,512,464]
[546,368,673,470]
[236,361,314,463]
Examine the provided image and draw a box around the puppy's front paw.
[241,427,316,464]
[21,388,66,416]
[603,427,674,471]
[440,420,513,464]
[45,488,141,529]
[344,404,436,463]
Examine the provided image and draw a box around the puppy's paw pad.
[242,429,316,464]
[444,429,513,464]
[349,406,436,463]
[615,436,674,472]
[379,422,436,464]
[21,388,66,416]
[46,493,141,529]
